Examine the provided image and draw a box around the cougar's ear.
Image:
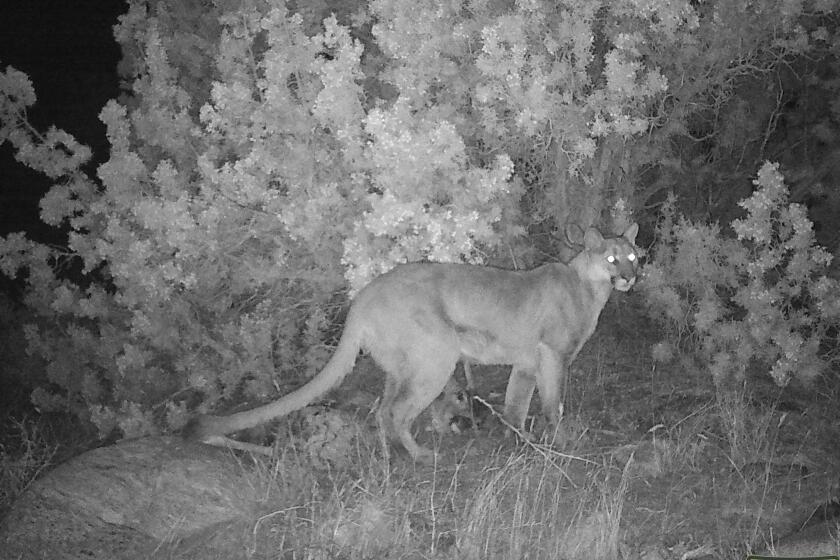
[623,223,639,245]
[583,227,605,251]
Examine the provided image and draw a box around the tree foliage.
[1,0,838,436]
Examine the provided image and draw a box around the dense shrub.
[642,162,840,388]
[1,0,835,438]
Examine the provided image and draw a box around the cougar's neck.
[568,253,614,306]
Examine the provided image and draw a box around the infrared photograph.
[1,1,839,559]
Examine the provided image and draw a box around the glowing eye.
[628,253,636,262]
[607,255,615,263]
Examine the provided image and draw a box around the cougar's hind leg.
[378,373,402,451]
[384,347,458,462]
[374,345,409,445]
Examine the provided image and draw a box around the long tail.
[186,319,363,440]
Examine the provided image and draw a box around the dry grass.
[2,307,838,559]
[0,416,56,517]
[225,439,629,560]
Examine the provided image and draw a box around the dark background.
[0,0,123,244]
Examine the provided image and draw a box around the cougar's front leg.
[535,343,564,427]
[503,364,537,433]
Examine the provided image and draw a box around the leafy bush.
[0,2,527,436]
[3,0,826,440]
[0,0,681,438]
[642,162,840,387]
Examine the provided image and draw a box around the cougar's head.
[433,383,475,434]
[583,223,639,291]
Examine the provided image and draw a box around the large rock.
[0,437,260,559]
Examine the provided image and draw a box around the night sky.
[0,0,124,243]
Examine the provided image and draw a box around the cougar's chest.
[535,271,610,350]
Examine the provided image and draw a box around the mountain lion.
[186,224,639,461]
